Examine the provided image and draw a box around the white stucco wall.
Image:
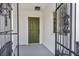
[42,4,56,55]
[12,4,43,51]
[19,4,43,45]
[76,3,79,41]
[19,11,43,45]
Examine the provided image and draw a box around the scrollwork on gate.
[59,4,70,35]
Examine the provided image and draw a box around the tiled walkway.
[14,44,53,56]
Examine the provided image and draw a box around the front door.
[28,17,39,43]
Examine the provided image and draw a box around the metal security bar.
[17,3,19,56]
[55,3,77,56]
[56,42,78,55]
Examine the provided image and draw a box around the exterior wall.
[42,4,56,55]
[19,11,43,45]
[76,4,79,41]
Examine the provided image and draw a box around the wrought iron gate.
[55,3,77,56]
[0,3,12,56]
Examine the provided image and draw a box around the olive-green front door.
[28,17,39,43]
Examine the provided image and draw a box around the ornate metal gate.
[55,3,77,56]
[0,3,12,56]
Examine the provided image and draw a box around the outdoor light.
[35,6,40,11]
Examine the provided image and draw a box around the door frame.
[28,17,40,44]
